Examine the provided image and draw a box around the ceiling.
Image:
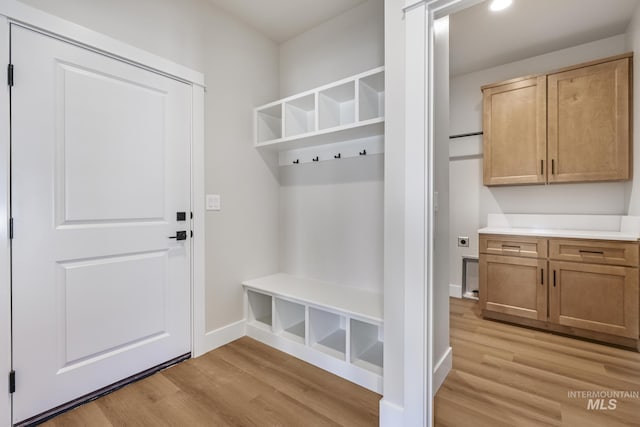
[207,0,639,74]
[450,0,640,76]
[207,0,368,43]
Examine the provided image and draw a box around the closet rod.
[449,131,483,139]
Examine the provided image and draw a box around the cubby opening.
[309,308,346,360]
[285,94,315,137]
[247,290,272,330]
[350,319,383,375]
[256,104,282,143]
[274,298,306,344]
[358,72,385,121]
[318,81,355,130]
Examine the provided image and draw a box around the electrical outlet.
[458,236,469,247]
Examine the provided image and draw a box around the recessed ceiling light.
[489,0,512,12]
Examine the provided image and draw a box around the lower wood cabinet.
[479,255,547,320]
[549,261,639,339]
[479,234,640,348]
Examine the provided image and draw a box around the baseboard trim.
[379,398,404,427]
[449,284,462,298]
[201,319,246,354]
[433,346,452,395]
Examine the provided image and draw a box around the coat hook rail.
[449,131,483,139]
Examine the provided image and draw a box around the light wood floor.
[435,298,640,426]
[42,337,380,426]
[40,299,640,426]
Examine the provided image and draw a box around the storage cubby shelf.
[243,273,383,393]
[254,67,385,153]
[243,273,382,324]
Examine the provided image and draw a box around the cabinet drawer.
[479,235,547,259]
[549,239,639,267]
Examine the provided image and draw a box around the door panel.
[61,251,168,365]
[60,62,166,222]
[479,255,547,320]
[482,76,547,186]
[11,25,191,422]
[547,58,630,183]
[549,261,638,338]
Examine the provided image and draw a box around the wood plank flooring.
[40,298,640,426]
[42,337,381,426]
[435,298,640,426]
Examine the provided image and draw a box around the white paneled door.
[11,25,192,423]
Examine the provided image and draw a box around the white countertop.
[479,214,640,242]
[478,226,640,241]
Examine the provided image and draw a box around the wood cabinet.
[482,76,547,186]
[549,261,638,338]
[479,254,547,320]
[479,234,640,348]
[482,53,632,186]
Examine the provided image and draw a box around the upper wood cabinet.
[482,76,547,186]
[548,56,631,183]
[482,53,632,186]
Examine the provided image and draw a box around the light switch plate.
[206,194,221,211]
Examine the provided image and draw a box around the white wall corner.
[449,283,462,298]
[202,320,247,354]
[379,398,405,427]
[433,346,452,395]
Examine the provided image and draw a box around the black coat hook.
[334,153,341,159]
[359,149,367,156]
[312,156,319,162]
[293,159,299,164]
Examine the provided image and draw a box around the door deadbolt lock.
[169,230,187,241]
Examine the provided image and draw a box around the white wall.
[277,0,385,293]
[18,0,281,334]
[449,35,628,294]
[279,157,384,292]
[279,0,384,97]
[626,3,640,214]
[433,15,451,391]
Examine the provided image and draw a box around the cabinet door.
[482,76,547,186]
[549,261,638,338]
[479,255,547,320]
[548,57,631,183]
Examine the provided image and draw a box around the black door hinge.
[9,371,15,394]
[7,64,13,87]
[9,218,13,240]
[190,230,193,238]
[190,212,193,219]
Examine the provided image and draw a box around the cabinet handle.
[553,270,556,288]
[541,268,544,285]
[579,249,604,255]
[540,159,544,175]
[501,244,521,250]
[552,159,555,174]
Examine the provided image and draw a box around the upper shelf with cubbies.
[255,67,385,151]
